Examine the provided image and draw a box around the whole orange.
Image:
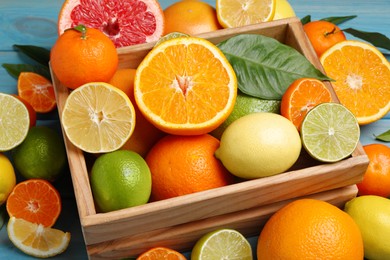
[357,144,390,197]
[109,68,165,157]
[257,199,364,259]
[145,134,234,201]
[303,20,346,57]
[163,0,222,36]
[50,25,118,89]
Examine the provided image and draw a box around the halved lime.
[0,93,30,151]
[300,102,360,162]
[154,32,189,47]
[191,229,253,260]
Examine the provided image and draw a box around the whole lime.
[90,150,152,212]
[12,126,66,182]
[0,153,16,205]
[344,195,390,260]
[211,92,281,139]
[215,112,301,179]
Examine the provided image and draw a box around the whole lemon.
[215,112,301,179]
[344,195,390,260]
[12,126,67,182]
[90,150,152,212]
[273,0,296,20]
[0,153,16,205]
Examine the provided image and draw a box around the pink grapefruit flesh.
[58,0,164,47]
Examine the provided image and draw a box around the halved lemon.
[7,217,70,258]
[61,82,136,153]
[216,0,276,28]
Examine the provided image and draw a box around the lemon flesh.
[62,82,136,153]
[344,195,390,260]
[7,217,70,258]
[215,112,301,179]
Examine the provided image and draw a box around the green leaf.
[217,34,332,100]
[343,28,390,51]
[300,15,311,25]
[320,15,357,25]
[375,129,390,142]
[2,63,51,80]
[13,45,50,67]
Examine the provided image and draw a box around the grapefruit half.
[58,0,165,48]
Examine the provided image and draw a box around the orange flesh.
[322,45,390,120]
[138,43,232,124]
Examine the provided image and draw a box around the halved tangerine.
[6,179,61,227]
[280,78,333,130]
[17,72,56,113]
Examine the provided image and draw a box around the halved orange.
[280,78,333,130]
[320,40,390,125]
[137,247,187,260]
[6,179,61,227]
[134,36,237,135]
[17,72,56,113]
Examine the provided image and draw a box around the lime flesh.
[191,229,252,260]
[0,93,30,151]
[300,102,360,162]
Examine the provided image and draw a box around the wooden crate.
[51,17,369,259]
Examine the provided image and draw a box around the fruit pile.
[1,0,389,259]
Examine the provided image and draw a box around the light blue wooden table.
[0,1,389,259]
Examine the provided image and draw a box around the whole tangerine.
[163,0,222,36]
[257,199,364,259]
[357,144,390,197]
[50,25,118,89]
[145,134,234,201]
[303,20,346,57]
